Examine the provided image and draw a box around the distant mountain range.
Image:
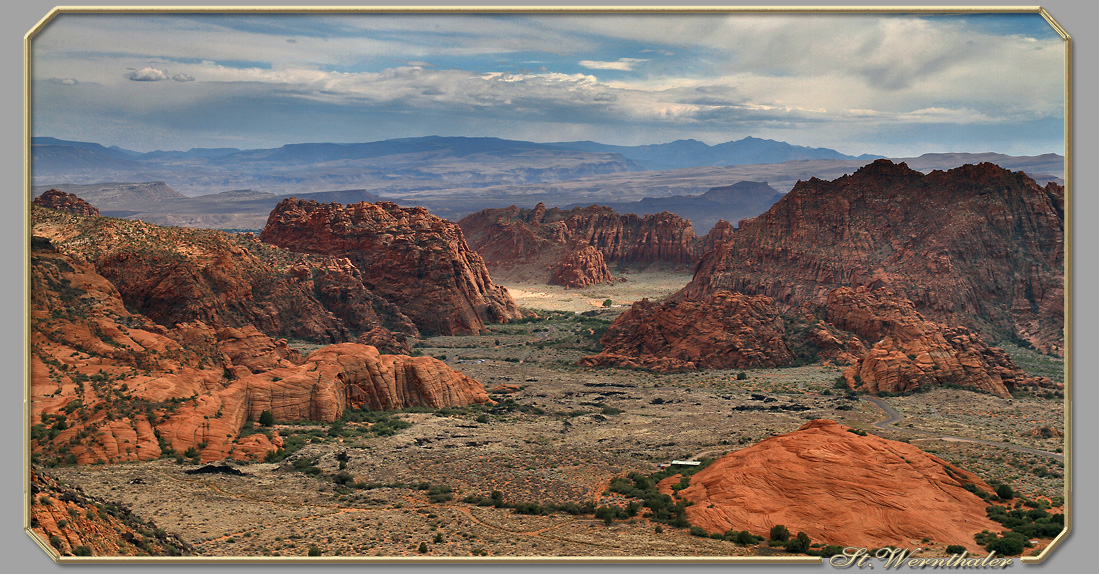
[31,135,877,197]
[545,137,882,170]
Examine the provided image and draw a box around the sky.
[29,10,1066,157]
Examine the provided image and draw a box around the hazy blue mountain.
[547,137,882,170]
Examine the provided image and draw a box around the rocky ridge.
[680,160,1064,356]
[261,198,520,335]
[552,245,614,289]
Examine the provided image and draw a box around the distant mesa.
[680,419,1001,551]
[32,189,99,217]
[261,198,521,335]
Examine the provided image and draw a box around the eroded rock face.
[261,199,520,335]
[459,203,699,283]
[33,189,100,217]
[356,326,414,355]
[681,419,1000,550]
[697,219,735,256]
[578,291,793,372]
[681,161,1064,356]
[552,245,614,289]
[827,287,1054,397]
[29,235,490,466]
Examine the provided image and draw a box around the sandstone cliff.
[681,161,1064,356]
[33,189,100,216]
[680,419,1000,550]
[261,198,520,335]
[578,291,793,372]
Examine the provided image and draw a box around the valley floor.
[48,311,1065,558]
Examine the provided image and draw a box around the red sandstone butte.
[261,198,520,335]
[680,419,1001,551]
[578,291,793,372]
[552,245,614,289]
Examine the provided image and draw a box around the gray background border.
[4,1,1091,572]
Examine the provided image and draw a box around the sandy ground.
[502,269,694,313]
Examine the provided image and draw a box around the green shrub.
[785,532,811,553]
[996,484,1014,500]
[72,545,92,556]
[737,372,748,380]
[946,544,968,555]
[418,542,428,553]
[770,524,791,542]
[307,546,322,556]
[259,410,274,427]
[689,526,709,537]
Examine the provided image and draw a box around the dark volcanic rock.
[260,199,520,335]
[579,291,793,372]
[680,160,1064,356]
[32,189,100,216]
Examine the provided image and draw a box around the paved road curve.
[864,396,1064,462]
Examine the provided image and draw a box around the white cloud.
[128,67,168,81]
[47,77,77,85]
[171,73,195,82]
[578,58,648,71]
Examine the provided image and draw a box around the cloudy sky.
[30,10,1065,157]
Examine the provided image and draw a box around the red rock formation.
[356,326,414,355]
[458,203,699,283]
[261,198,520,335]
[33,189,100,216]
[827,286,1054,397]
[697,218,735,255]
[578,291,793,372]
[552,245,614,288]
[681,161,1064,356]
[30,468,190,556]
[680,419,1001,550]
[29,235,491,466]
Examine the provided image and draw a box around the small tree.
[418,542,429,553]
[785,532,811,553]
[945,545,968,556]
[259,410,274,427]
[737,372,748,380]
[307,545,322,556]
[995,484,1014,500]
[602,299,612,308]
[770,524,791,542]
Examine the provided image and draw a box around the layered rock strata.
[33,189,100,216]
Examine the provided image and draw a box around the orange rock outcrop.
[261,198,520,335]
[680,419,1001,550]
[578,291,793,372]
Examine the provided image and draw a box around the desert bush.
[770,524,791,542]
